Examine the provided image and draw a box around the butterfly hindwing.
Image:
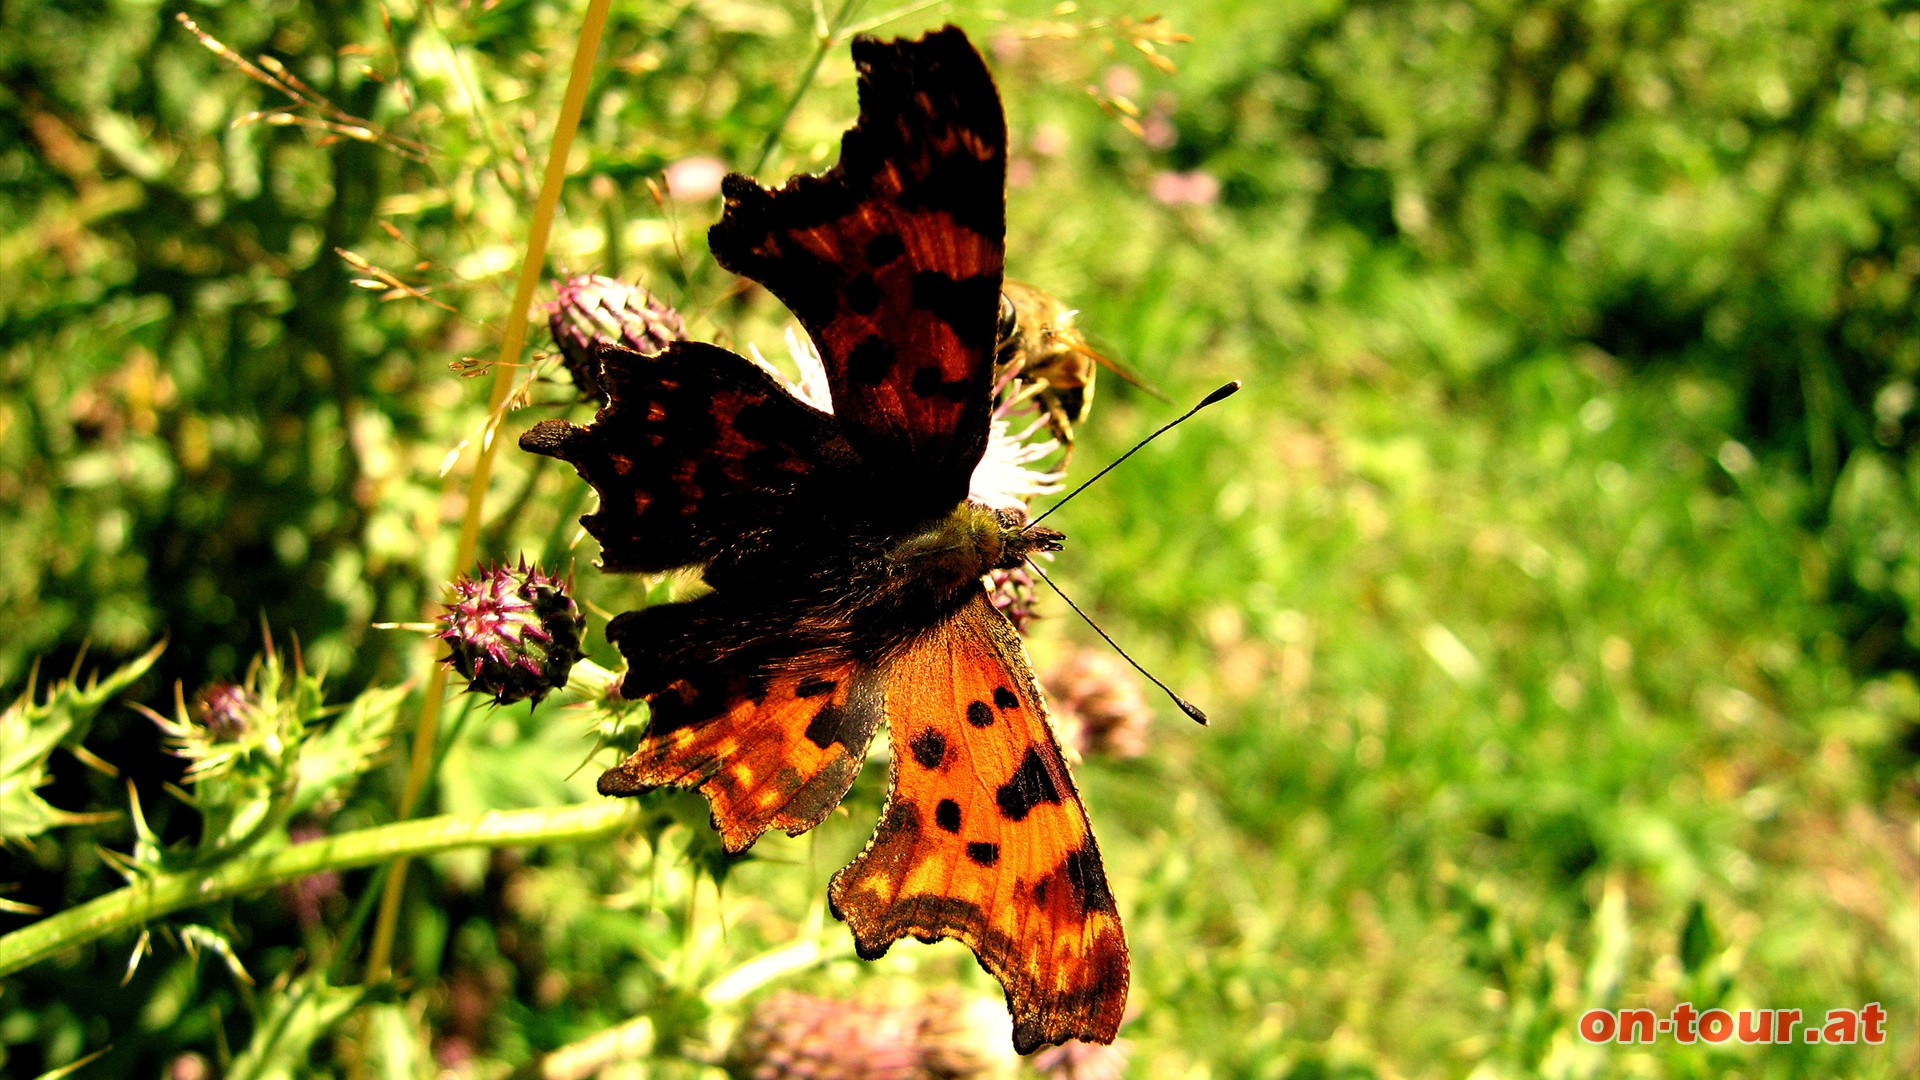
[599,655,885,853]
[828,589,1129,1053]
[518,340,858,576]
[709,27,1006,521]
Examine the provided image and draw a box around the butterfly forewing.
[709,27,1006,522]
[829,590,1129,1053]
[519,341,859,577]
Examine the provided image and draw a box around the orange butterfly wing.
[599,662,884,853]
[829,588,1129,1053]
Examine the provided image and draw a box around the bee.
[994,279,1102,448]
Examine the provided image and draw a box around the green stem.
[747,0,865,178]
[0,801,640,979]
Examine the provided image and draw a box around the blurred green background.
[1,0,1915,1076]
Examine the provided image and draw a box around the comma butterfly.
[520,26,1128,1052]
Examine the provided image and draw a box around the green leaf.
[0,642,163,845]
[291,682,409,817]
[225,973,376,1080]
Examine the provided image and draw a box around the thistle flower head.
[724,990,1015,1080]
[1042,647,1152,760]
[438,560,584,706]
[987,559,1042,635]
[547,274,686,400]
[1030,1038,1132,1080]
[972,416,1065,513]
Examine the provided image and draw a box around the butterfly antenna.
[1025,557,1210,726]
[1025,380,1241,530]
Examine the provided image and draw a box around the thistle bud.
[438,560,584,706]
[1042,648,1152,760]
[547,274,686,400]
[191,682,256,740]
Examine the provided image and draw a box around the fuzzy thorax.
[885,503,1063,589]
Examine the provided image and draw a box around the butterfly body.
[885,502,1062,584]
[523,26,1128,1053]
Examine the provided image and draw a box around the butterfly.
[519,26,1127,1052]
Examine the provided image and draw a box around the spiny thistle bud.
[438,560,584,706]
[547,274,685,400]
[191,682,256,740]
[724,990,1015,1080]
[1042,648,1152,760]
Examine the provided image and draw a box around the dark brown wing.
[709,26,1006,523]
[518,340,860,578]
[829,589,1129,1053]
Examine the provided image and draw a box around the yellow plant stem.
[363,0,614,982]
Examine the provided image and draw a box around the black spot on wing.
[965,700,994,728]
[805,703,861,749]
[846,335,897,386]
[909,729,947,769]
[993,686,1018,709]
[640,675,724,737]
[730,395,792,444]
[845,272,882,314]
[994,748,1063,821]
[796,677,837,698]
[864,233,905,266]
[911,364,971,403]
[910,271,1000,352]
[740,444,796,478]
[966,841,1000,867]
[1063,842,1117,914]
[935,798,962,832]
[904,160,1002,239]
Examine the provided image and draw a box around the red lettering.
[1774,1008,1802,1043]
[1578,1009,1616,1044]
[1862,1002,1886,1044]
[1671,1003,1698,1043]
[1822,1009,1860,1044]
[1698,1008,1733,1043]
[1737,1008,1772,1043]
[1618,1009,1656,1044]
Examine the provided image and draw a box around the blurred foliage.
[1,0,1916,1078]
